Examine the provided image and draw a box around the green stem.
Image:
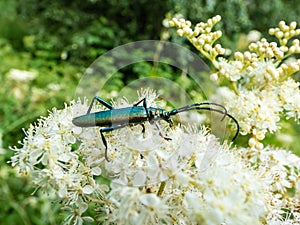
[231,81,239,95]
[3,113,39,133]
[157,181,166,196]
[2,181,31,225]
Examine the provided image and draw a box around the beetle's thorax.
[148,107,172,124]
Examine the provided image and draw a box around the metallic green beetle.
[72,96,239,161]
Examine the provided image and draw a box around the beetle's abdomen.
[72,106,148,127]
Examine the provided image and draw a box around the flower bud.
[244,51,252,61]
[275,31,284,39]
[210,73,219,81]
[292,39,299,46]
[204,43,212,52]
[269,28,275,35]
[290,21,297,30]
[249,137,256,147]
[255,142,264,150]
[177,29,184,36]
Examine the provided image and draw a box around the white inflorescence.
[170,16,300,151]
[11,90,274,225]
[169,15,300,224]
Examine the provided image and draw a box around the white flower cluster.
[170,16,300,148]
[11,92,269,225]
[7,68,37,82]
[240,147,300,224]
[10,100,103,224]
[169,16,225,68]
[212,76,300,148]
[6,68,38,100]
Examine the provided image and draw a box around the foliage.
[15,0,170,65]
[14,0,300,64]
[0,40,80,151]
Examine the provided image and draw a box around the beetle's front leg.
[133,97,146,107]
[87,96,114,114]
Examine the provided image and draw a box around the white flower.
[7,68,37,82]
[187,148,267,225]
[247,30,261,42]
[108,187,170,225]
[253,147,300,194]
[279,78,300,121]
[247,61,280,86]
[218,58,243,81]
[63,198,94,225]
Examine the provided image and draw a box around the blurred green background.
[1,0,300,224]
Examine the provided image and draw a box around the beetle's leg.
[134,98,150,119]
[87,96,114,114]
[100,124,128,161]
[140,124,146,138]
[169,119,174,127]
[133,97,146,106]
[153,122,172,141]
[140,124,145,133]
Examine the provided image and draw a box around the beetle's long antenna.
[169,102,240,141]
[175,103,228,121]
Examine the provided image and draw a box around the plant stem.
[157,181,166,196]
